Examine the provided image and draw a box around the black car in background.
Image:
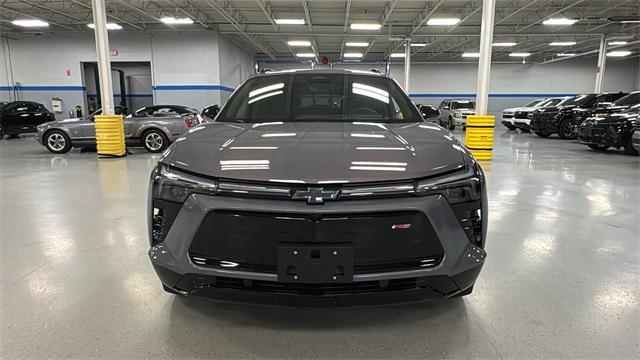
[0,101,56,138]
[586,91,640,119]
[200,104,220,123]
[578,104,639,155]
[530,92,628,139]
[417,104,441,123]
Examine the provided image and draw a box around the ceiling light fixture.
[606,50,631,57]
[549,41,577,46]
[296,53,316,58]
[287,40,311,47]
[557,53,576,57]
[409,43,428,47]
[275,18,305,25]
[345,42,369,47]
[492,42,517,47]
[344,53,363,58]
[608,41,628,46]
[87,23,122,30]
[350,23,382,30]
[462,52,480,58]
[427,18,461,26]
[509,52,531,57]
[12,19,49,27]
[543,18,577,25]
[160,17,194,24]
[390,53,406,58]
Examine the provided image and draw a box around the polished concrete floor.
[1,129,639,359]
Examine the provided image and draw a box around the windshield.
[451,101,474,110]
[612,92,640,106]
[526,99,545,107]
[562,94,595,106]
[217,73,420,123]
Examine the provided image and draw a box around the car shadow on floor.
[164,296,475,358]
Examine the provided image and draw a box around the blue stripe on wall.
[87,93,153,98]
[1,85,86,91]
[409,93,579,98]
[153,85,235,92]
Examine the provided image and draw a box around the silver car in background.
[437,99,476,130]
[36,105,200,154]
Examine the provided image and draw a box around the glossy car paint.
[578,105,640,155]
[0,101,55,137]
[501,99,546,130]
[35,105,198,151]
[148,70,487,307]
[438,99,476,128]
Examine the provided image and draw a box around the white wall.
[218,35,254,103]
[0,31,243,118]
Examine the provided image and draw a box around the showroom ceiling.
[1,0,639,63]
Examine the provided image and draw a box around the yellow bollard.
[465,115,495,161]
[95,114,126,157]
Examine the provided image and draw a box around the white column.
[91,0,114,115]
[594,35,607,93]
[404,39,411,93]
[475,0,496,116]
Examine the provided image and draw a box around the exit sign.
[110,49,118,56]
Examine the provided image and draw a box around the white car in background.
[501,99,546,130]
[513,97,571,132]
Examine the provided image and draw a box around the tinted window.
[598,93,627,103]
[525,99,544,107]
[451,101,474,110]
[25,103,41,112]
[218,73,420,123]
[613,92,640,106]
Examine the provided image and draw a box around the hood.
[54,117,82,124]
[504,107,533,113]
[161,121,470,184]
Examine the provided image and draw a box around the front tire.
[535,131,551,138]
[558,118,576,139]
[448,117,456,131]
[142,129,169,153]
[44,130,72,154]
[624,135,639,156]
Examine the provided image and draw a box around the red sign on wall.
[110,49,118,56]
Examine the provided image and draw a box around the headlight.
[415,166,482,204]
[152,164,218,203]
[453,112,462,118]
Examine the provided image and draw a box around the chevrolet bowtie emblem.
[292,187,338,205]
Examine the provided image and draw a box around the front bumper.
[149,193,486,308]
[530,114,558,133]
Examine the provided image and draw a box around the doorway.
[82,61,153,115]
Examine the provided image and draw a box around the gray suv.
[438,99,476,130]
[148,70,487,308]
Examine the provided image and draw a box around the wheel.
[162,284,183,295]
[588,144,610,152]
[534,131,551,138]
[44,130,72,154]
[142,129,169,153]
[624,135,639,156]
[558,118,576,139]
[453,286,474,297]
[448,117,456,131]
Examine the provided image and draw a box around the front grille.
[502,114,514,118]
[189,210,445,274]
[514,111,529,118]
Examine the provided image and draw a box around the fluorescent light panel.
[350,23,382,30]
[345,42,369,47]
[608,41,628,46]
[427,18,460,26]
[287,40,311,46]
[492,42,517,47]
[12,19,49,27]
[160,16,194,24]
[296,53,315,58]
[543,18,577,25]
[343,53,363,58]
[606,51,631,57]
[410,43,427,47]
[557,53,576,57]
[549,41,576,46]
[390,53,405,58]
[509,52,531,57]
[275,18,305,25]
[87,23,122,30]
[462,52,480,58]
